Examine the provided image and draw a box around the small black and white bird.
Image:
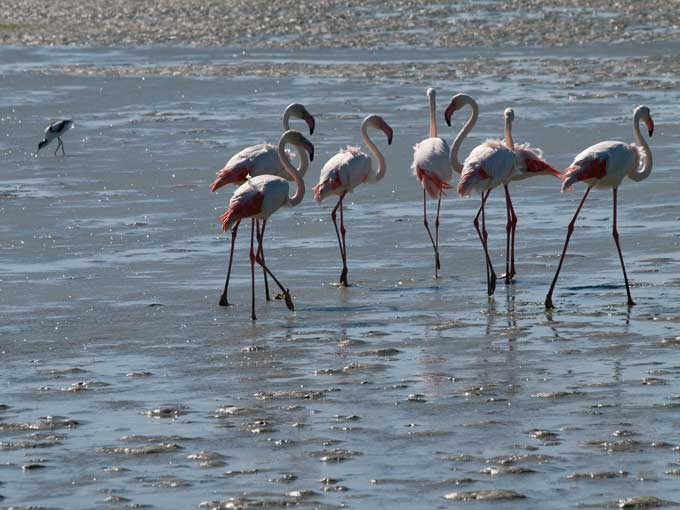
[37,119,74,156]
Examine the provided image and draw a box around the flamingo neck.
[277,138,306,207]
[428,93,437,138]
[361,120,387,182]
[450,96,479,174]
[282,104,294,131]
[628,110,653,182]
[504,116,515,150]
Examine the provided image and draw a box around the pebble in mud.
[443,489,526,501]
[567,471,629,480]
[615,497,679,508]
[481,466,537,476]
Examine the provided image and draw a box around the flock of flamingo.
[206,89,654,320]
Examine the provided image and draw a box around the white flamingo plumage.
[217,130,314,320]
[410,88,453,277]
[210,103,315,301]
[545,105,654,309]
[314,114,393,286]
[444,93,561,296]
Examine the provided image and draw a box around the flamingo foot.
[339,268,349,287]
[274,290,295,311]
[218,294,231,307]
[487,272,497,296]
[500,271,516,283]
[545,295,555,309]
[627,298,636,307]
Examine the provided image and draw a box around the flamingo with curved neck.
[546,105,654,309]
[217,129,314,320]
[410,87,454,278]
[314,114,393,286]
[444,93,561,295]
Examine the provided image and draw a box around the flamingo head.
[504,108,515,122]
[444,93,469,126]
[635,105,653,137]
[281,130,314,161]
[426,87,436,99]
[365,114,393,145]
[286,103,316,135]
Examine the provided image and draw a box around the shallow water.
[1,43,680,509]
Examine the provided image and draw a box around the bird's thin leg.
[473,190,497,296]
[254,236,294,312]
[60,137,65,156]
[612,188,635,306]
[218,220,240,307]
[54,138,61,156]
[502,184,517,282]
[339,192,349,286]
[422,189,439,278]
[435,192,442,275]
[545,186,591,309]
[256,220,271,302]
[249,219,257,321]
[481,192,489,284]
[331,192,348,286]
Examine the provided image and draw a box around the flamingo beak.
[645,117,654,137]
[304,112,316,135]
[384,125,393,145]
[444,102,455,127]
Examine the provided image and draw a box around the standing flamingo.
[444,94,561,296]
[313,114,393,287]
[411,88,453,277]
[211,103,315,303]
[218,130,313,320]
[545,105,654,309]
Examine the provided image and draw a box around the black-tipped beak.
[646,118,654,137]
[387,130,393,145]
[444,103,455,127]
[304,113,315,136]
[305,141,315,161]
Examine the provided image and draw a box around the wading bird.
[444,94,561,296]
[545,105,654,309]
[313,114,393,287]
[37,119,74,156]
[210,103,315,301]
[218,130,313,320]
[410,88,453,277]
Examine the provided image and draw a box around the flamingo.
[313,114,393,287]
[444,93,561,296]
[210,103,315,302]
[410,88,453,278]
[37,119,74,156]
[545,105,654,309]
[217,130,313,320]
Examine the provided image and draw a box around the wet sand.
[1,34,680,510]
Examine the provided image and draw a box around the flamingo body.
[411,137,453,198]
[457,140,516,196]
[512,144,563,181]
[314,147,374,202]
[220,175,291,232]
[561,141,640,191]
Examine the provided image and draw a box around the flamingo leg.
[254,234,294,312]
[60,137,66,156]
[422,189,440,278]
[473,190,497,296]
[256,220,271,301]
[612,188,635,306]
[545,186,591,309]
[501,184,517,282]
[435,192,442,275]
[218,220,240,307]
[249,219,257,321]
[481,192,490,284]
[331,191,349,286]
[54,138,62,156]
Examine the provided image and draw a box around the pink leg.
[254,233,294,312]
[422,189,440,278]
[256,220,271,301]
[435,192,442,275]
[612,188,635,306]
[331,192,349,286]
[545,186,591,309]
[502,184,517,282]
[249,219,257,321]
[481,192,490,284]
[473,190,497,296]
[219,220,240,306]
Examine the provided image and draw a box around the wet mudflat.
[1,42,680,509]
